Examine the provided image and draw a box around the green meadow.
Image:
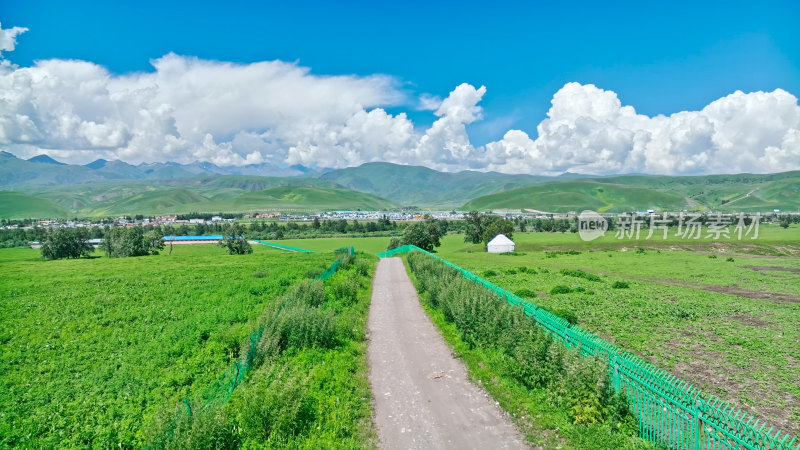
[430,226,800,436]
[0,245,333,447]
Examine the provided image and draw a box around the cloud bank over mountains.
[1,23,798,175]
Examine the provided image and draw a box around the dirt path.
[367,257,528,450]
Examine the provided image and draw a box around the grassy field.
[277,236,393,255]
[430,226,800,436]
[0,245,334,447]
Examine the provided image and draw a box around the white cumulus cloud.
[484,82,800,175]
[0,22,28,55]
[0,24,798,175]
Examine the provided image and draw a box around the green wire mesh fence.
[378,245,798,450]
[252,240,315,253]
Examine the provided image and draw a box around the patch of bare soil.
[701,284,800,303]
[667,328,800,437]
[637,276,800,304]
[728,313,773,328]
[743,265,800,274]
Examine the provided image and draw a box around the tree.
[464,211,486,244]
[780,217,790,229]
[40,228,94,260]
[482,218,514,245]
[464,211,515,246]
[145,230,165,254]
[401,216,441,251]
[101,226,163,257]
[219,223,252,255]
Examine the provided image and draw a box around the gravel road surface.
[367,257,528,449]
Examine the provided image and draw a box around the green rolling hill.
[0,192,69,219]
[319,162,549,207]
[462,180,690,213]
[8,176,395,217]
[97,189,211,215]
[207,186,395,212]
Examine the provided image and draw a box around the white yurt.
[487,234,515,253]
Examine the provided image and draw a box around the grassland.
[277,236,393,255]
[0,245,334,447]
[431,226,800,436]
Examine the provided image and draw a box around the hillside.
[11,176,394,217]
[463,174,800,213]
[319,162,548,207]
[0,192,69,219]
[207,186,395,212]
[462,180,689,212]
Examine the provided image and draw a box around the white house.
[487,234,515,253]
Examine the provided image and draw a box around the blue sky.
[5,0,799,143]
[1,1,799,174]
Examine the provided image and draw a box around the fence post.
[612,353,620,391]
[231,362,241,394]
[693,397,702,450]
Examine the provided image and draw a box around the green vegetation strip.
[381,245,799,450]
[149,247,375,448]
[253,240,316,253]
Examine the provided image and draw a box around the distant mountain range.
[0,151,324,188]
[1,152,799,218]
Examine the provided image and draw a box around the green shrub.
[635,248,646,254]
[726,257,735,262]
[553,309,579,325]
[559,268,602,282]
[505,268,518,275]
[291,280,326,307]
[708,254,717,259]
[234,368,316,442]
[482,269,499,277]
[354,258,372,277]
[550,285,572,294]
[611,281,630,289]
[514,288,537,299]
[253,270,267,278]
[329,276,360,306]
